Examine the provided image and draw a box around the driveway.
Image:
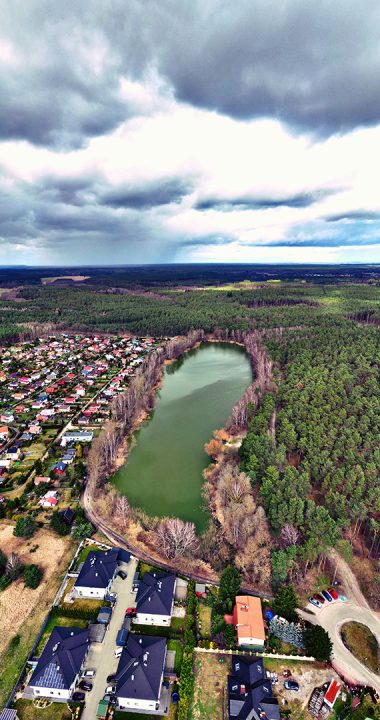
[81,556,138,720]
[299,600,380,693]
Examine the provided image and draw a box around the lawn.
[14,699,77,719]
[34,615,88,657]
[198,605,212,639]
[139,561,162,576]
[72,543,101,570]
[167,639,183,674]
[191,651,231,720]
[341,621,379,673]
[0,525,75,707]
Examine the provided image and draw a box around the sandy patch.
[0,523,71,655]
[41,275,90,284]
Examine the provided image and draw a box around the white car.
[82,668,96,678]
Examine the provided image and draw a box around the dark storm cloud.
[195,191,333,212]
[100,179,192,209]
[325,211,380,222]
[36,177,98,206]
[154,0,380,135]
[2,0,380,150]
[179,235,233,247]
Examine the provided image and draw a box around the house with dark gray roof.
[28,626,90,700]
[135,572,176,626]
[74,549,119,599]
[228,656,280,720]
[115,634,167,713]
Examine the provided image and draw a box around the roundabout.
[299,600,380,693]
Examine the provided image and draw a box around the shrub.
[0,575,11,591]
[14,515,36,539]
[24,564,43,589]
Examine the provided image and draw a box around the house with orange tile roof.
[233,595,265,648]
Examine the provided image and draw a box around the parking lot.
[80,556,138,720]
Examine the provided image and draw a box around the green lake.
[112,342,252,531]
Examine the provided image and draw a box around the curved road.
[299,601,380,693]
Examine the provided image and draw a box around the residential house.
[115,634,167,713]
[58,507,75,526]
[233,596,265,648]
[52,461,67,475]
[61,431,93,444]
[228,656,280,720]
[28,626,90,700]
[135,571,176,626]
[0,427,9,440]
[39,491,58,508]
[74,549,119,599]
[6,446,20,461]
[34,475,51,486]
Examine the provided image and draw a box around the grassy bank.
[341,622,379,673]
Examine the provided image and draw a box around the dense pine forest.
[1,265,380,600]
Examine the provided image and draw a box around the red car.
[125,607,137,618]
[327,587,339,600]
[313,593,325,604]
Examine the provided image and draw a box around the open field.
[0,523,74,706]
[341,621,379,673]
[191,652,231,720]
[41,275,90,284]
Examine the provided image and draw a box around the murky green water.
[112,343,252,531]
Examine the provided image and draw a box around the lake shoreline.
[110,338,252,530]
[109,336,248,477]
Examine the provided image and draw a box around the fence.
[194,647,316,661]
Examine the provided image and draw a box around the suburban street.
[299,601,380,693]
[81,556,138,720]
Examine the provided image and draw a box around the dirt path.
[328,548,370,609]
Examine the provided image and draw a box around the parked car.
[78,680,93,691]
[327,587,339,600]
[72,691,86,702]
[322,589,333,602]
[82,668,96,678]
[107,672,117,682]
[106,684,116,694]
[125,607,137,618]
[115,646,123,657]
[313,593,325,604]
[309,596,321,608]
[103,694,117,705]
[117,570,127,579]
[284,681,300,691]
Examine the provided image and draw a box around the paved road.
[81,556,138,720]
[299,600,380,693]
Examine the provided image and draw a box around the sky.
[1,1,380,265]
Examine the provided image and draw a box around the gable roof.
[29,626,89,691]
[75,549,119,590]
[228,657,280,720]
[115,634,166,701]
[136,572,176,617]
[233,596,265,643]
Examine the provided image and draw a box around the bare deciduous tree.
[6,552,22,580]
[281,523,301,548]
[156,518,198,559]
